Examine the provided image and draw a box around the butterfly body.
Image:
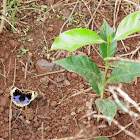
[9,86,38,107]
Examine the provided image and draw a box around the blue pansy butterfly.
[9,86,38,107]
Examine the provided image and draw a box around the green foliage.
[94,137,109,140]
[108,61,140,83]
[114,11,140,40]
[99,19,117,59]
[54,55,103,95]
[50,29,105,52]
[114,100,130,113]
[50,12,140,125]
[95,99,116,125]
[7,0,21,33]
[21,48,29,54]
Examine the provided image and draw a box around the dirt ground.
[0,0,140,140]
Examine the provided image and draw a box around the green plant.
[50,11,140,125]
[7,0,20,33]
[23,25,30,35]
[21,48,29,54]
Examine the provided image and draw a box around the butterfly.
[9,86,38,107]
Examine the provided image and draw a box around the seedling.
[21,48,29,54]
[6,0,20,33]
[50,11,140,125]
[46,53,50,59]
[16,55,21,59]
[23,25,30,36]
[62,117,67,120]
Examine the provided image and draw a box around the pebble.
[64,79,70,86]
[71,112,76,116]
[25,120,30,124]
[71,73,78,78]
[51,101,57,107]
[35,59,59,73]
[47,27,54,32]
[62,8,71,18]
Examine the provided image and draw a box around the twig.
[104,57,140,63]
[0,0,7,33]
[109,86,139,117]
[68,87,93,99]
[25,53,32,79]
[9,97,12,140]
[107,117,140,138]
[31,69,65,78]
[60,0,79,33]
[41,122,44,140]
[86,0,103,28]
[123,0,140,9]
[93,114,140,140]
[13,58,17,86]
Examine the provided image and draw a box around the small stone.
[71,73,78,78]
[51,101,57,107]
[62,8,71,18]
[47,27,54,32]
[71,112,76,116]
[25,120,30,124]
[64,79,70,86]
[35,59,59,73]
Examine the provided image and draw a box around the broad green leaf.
[94,137,109,140]
[113,100,130,113]
[114,11,140,40]
[50,29,105,52]
[99,19,117,59]
[108,61,140,83]
[54,55,103,95]
[95,99,116,125]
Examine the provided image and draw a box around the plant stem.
[100,63,109,99]
[100,36,111,99]
[0,0,7,34]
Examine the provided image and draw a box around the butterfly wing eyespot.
[9,86,38,107]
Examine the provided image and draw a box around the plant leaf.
[50,29,105,52]
[114,11,140,40]
[54,55,103,95]
[94,137,109,140]
[95,99,116,125]
[113,100,130,112]
[99,19,117,59]
[108,61,140,83]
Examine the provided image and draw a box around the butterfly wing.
[9,86,38,107]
